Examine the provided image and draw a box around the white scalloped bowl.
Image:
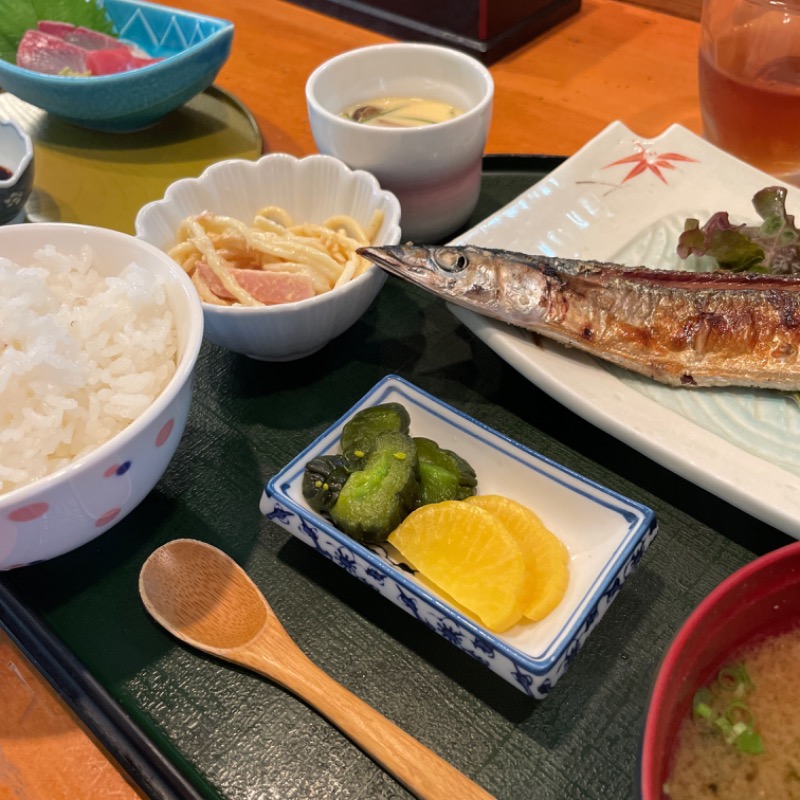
[135,153,402,361]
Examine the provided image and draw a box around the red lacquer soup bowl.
[639,540,800,799]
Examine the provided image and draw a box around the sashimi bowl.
[135,152,402,361]
[0,222,204,569]
[0,0,233,132]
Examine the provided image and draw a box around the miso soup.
[340,97,463,127]
[664,626,800,799]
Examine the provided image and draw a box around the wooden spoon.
[139,539,495,800]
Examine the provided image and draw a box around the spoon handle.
[246,642,496,800]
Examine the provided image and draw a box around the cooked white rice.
[0,244,178,495]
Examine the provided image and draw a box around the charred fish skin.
[357,244,800,390]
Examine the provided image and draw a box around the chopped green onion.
[714,663,751,694]
[692,688,715,723]
[691,663,764,755]
[735,729,764,755]
[726,700,755,729]
[729,721,750,743]
[713,715,735,741]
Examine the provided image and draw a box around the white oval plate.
[451,121,800,538]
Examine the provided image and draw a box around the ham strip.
[197,262,316,305]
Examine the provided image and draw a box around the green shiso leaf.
[0,0,115,65]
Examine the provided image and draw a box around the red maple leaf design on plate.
[603,143,697,184]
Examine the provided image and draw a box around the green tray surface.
[1,155,793,800]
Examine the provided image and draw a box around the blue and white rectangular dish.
[260,375,658,697]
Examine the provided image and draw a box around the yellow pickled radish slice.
[388,500,526,632]
[465,494,569,622]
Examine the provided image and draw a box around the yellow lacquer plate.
[0,86,262,235]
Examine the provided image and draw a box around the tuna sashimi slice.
[36,21,79,37]
[85,48,160,75]
[37,20,125,51]
[16,30,89,75]
[197,263,316,305]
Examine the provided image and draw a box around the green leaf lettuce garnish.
[0,0,115,65]
[677,186,800,274]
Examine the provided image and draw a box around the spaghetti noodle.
[168,206,385,306]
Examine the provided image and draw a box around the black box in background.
[285,0,582,63]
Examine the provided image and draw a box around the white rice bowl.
[1,246,177,493]
[0,223,203,570]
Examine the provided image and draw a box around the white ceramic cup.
[306,43,494,243]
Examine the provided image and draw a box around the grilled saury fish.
[358,244,800,390]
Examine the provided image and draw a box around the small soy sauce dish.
[0,119,34,225]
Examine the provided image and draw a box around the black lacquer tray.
[0,156,790,800]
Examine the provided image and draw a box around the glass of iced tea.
[699,0,800,183]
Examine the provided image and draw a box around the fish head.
[358,244,494,289]
[358,244,550,324]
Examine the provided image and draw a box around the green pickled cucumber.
[340,403,411,461]
[414,436,478,505]
[330,430,419,543]
[302,454,352,513]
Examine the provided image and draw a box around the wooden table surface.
[0,0,701,797]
